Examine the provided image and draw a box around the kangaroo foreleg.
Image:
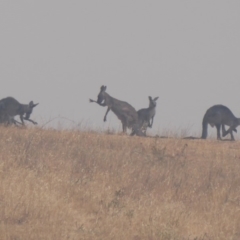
[89,99,107,107]
[23,117,38,125]
[222,125,237,136]
[222,125,236,137]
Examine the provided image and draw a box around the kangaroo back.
[0,97,21,116]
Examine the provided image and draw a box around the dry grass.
[0,126,240,240]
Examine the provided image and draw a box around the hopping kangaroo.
[0,97,39,126]
[90,85,144,135]
[131,96,159,136]
[201,105,240,141]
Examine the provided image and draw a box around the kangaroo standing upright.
[131,96,159,136]
[0,97,39,126]
[90,86,144,135]
[201,105,240,141]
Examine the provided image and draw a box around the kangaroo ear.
[148,96,152,101]
[104,86,107,91]
[33,103,39,108]
[29,101,39,108]
[154,97,159,101]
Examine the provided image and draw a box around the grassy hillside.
[0,126,240,239]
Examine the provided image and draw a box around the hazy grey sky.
[1,1,240,135]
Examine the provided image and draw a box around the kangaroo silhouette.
[201,104,239,141]
[0,97,39,126]
[131,96,158,136]
[90,86,144,136]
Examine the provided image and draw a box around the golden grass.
[0,126,240,240]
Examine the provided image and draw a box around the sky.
[0,1,240,136]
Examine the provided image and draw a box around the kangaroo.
[0,97,39,126]
[131,96,159,136]
[90,85,144,136]
[201,105,239,141]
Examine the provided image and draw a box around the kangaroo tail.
[201,115,208,139]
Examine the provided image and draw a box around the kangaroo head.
[148,96,159,108]
[97,85,107,104]
[25,101,39,119]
